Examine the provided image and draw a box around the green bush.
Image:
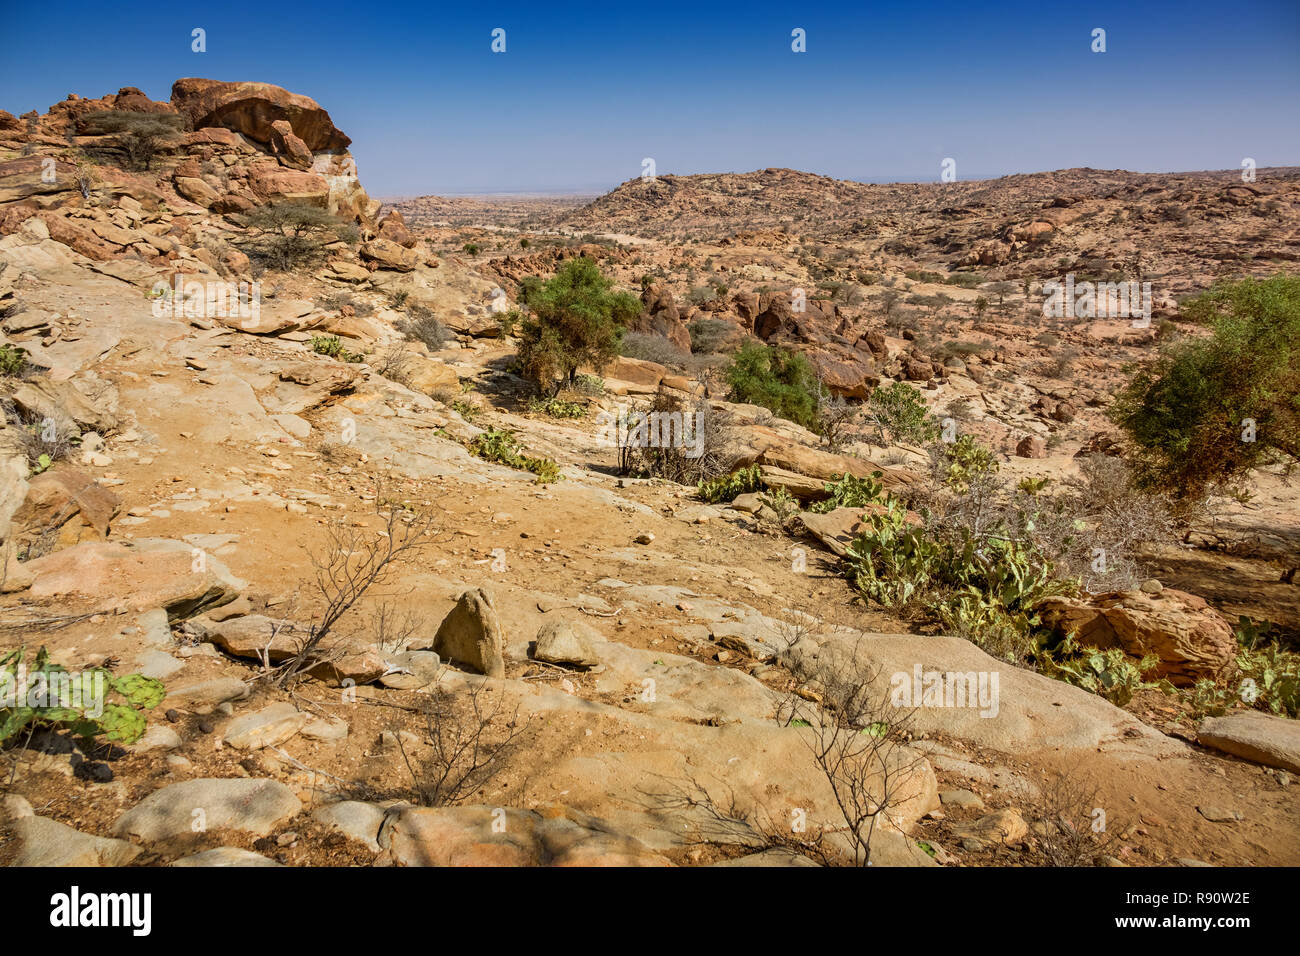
[239,202,356,272]
[1111,275,1300,502]
[81,110,185,171]
[1037,635,1161,706]
[723,342,820,430]
[810,472,887,513]
[0,646,165,746]
[527,396,587,419]
[516,258,641,394]
[864,381,939,445]
[0,344,29,378]
[698,465,764,503]
[311,334,361,362]
[469,427,562,483]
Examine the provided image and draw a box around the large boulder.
[246,165,329,206]
[1197,712,1300,773]
[19,538,244,620]
[11,467,121,543]
[113,778,301,842]
[433,588,506,677]
[359,237,420,272]
[171,78,352,151]
[1038,588,1237,686]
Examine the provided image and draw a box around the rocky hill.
[1,80,1297,869]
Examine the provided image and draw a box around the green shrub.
[723,342,820,430]
[239,202,357,272]
[864,381,939,445]
[1037,635,1161,706]
[527,396,587,419]
[1111,275,1300,502]
[80,110,185,171]
[810,472,887,513]
[311,334,361,362]
[516,257,641,394]
[0,344,29,378]
[698,465,764,503]
[468,427,562,483]
[0,646,165,746]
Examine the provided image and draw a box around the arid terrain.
[0,79,1296,869]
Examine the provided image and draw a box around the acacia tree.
[1111,275,1300,503]
[516,256,641,394]
[81,111,186,171]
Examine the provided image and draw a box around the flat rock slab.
[20,537,244,620]
[162,677,250,714]
[12,815,142,866]
[223,702,308,750]
[312,801,385,851]
[1197,712,1300,773]
[113,778,301,842]
[172,847,284,867]
[799,633,1181,757]
[384,805,671,867]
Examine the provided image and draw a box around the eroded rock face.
[171,78,352,151]
[1038,588,1238,686]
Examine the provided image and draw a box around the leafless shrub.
[4,405,75,469]
[272,494,441,688]
[777,644,926,866]
[372,343,416,387]
[392,676,530,807]
[371,600,424,653]
[620,331,689,367]
[1030,768,1121,866]
[814,381,860,451]
[398,305,451,351]
[616,387,729,486]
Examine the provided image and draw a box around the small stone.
[634,532,655,545]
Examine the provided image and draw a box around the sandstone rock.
[114,778,301,842]
[10,374,119,436]
[1016,435,1047,458]
[223,702,308,750]
[360,237,421,272]
[200,615,388,685]
[384,805,671,867]
[268,119,313,170]
[533,619,600,669]
[1197,712,1300,773]
[12,815,142,866]
[174,176,219,207]
[797,505,920,558]
[22,538,244,620]
[161,677,250,714]
[434,588,506,677]
[948,808,1028,847]
[247,166,328,206]
[312,800,385,851]
[1038,588,1237,686]
[12,467,121,539]
[171,78,352,151]
[172,847,284,866]
[605,355,666,388]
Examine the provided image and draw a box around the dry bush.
[1030,769,1121,866]
[372,343,416,387]
[616,387,728,486]
[271,494,441,688]
[398,305,450,351]
[776,645,926,866]
[391,676,530,807]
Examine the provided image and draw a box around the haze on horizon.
[2,0,1297,196]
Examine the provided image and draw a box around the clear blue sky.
[2,0,1297,196]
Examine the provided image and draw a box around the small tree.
[863,381,939,446]
[238,201,354,272]
[516,256,641,393]
[723,341,820,430]
[81,111,186,171]
[1111,275,1300,502]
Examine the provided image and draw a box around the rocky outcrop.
[171,78,351,151]
[1038,587,1238,686]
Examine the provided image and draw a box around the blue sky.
[2,0,1297,196]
